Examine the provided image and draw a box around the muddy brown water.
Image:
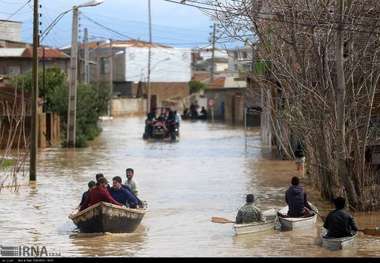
[0,117,379,257]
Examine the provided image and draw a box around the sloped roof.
[22,47,69,59]
[0,48,25,57]
[78,39,172,49]
[0,47,69,59]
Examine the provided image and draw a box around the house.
[63,39,191,110]
[227,45,255,73]
[192,71,247,124]
[192,48,230,72]
[0,47,70,77]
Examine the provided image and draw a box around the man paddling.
[285,176,313,217]
[323,197,358,238]
[235,194,264,224]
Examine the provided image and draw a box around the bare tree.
[0,79,29,191]
[206,0,380,210]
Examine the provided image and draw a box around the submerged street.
[1,117,379,257]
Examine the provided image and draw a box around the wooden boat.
[233,208,278,235]
[278,204,317,230]
[69,202,146,233]
[320,228,357,250]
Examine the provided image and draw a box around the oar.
[311,209,380,237]
[211,216,235,224]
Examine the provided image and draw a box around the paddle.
[211,217,235,224]
[311,209,380,237]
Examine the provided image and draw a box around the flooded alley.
[0,117,379,257]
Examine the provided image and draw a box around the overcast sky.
[0,0,242,49]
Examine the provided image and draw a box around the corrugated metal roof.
[0,48,25,57]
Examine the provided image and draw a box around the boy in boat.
[78,180,96,209]
[109,176,139,208]
[323,197,358,238]
[285,176,313,217]
[80,177,123,211]
[235,194,264,224]
[125,168,138,196]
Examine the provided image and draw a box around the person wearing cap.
[323,197,358,238]
[235,194,264,224]
[80,177,123,211]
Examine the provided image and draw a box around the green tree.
[188,80,207,94]
[13,68,110,147]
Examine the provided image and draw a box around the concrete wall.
[204,88,245,123]
[0,20,22,42]
[0,59,69,76]
[125,47,191,82]
[111,98,147,117]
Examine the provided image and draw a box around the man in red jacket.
[80,177,122,211]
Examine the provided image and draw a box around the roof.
[192,71,247,89]
[0,19,22,24]
[22,47,69,59]
[78,39,172,50]
[0,48,25,57]
[0,47,69,59]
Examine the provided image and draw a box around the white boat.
[233,208,277,235]
[278,203,317,230]
[320,228,357,250]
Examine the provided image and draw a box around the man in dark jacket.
[109,176,139,208]
[80,177,122,211]
[285,176,313,217]
[323,197,358,238]
[78,180,96,208]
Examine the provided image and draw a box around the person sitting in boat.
[109,176,139,209]
[145,110,156,137]
[235,194,264,224]
[323,197,358,238]
[96,173,111,191]
[285,176,313,217]
[199,107,208,120]
[80,177,123,211]
[125,168,138,197]
[78,180,96,209]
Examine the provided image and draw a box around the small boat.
[278,204,317,230]
[233,208,278,235]
[69,202,146,233]
[320,228,357,250]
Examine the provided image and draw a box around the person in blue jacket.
[109,176,138,208]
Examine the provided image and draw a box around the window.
[100,57,109,74]
[242,51,248,59]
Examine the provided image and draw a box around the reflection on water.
[0,117,379,257]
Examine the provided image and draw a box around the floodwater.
[0,117,379,257]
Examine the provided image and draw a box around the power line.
[4,0,31,20]
[161,0,380,35]
[81,13,134,40]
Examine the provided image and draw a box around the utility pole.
[109,38,113,116]
[147,0,152,113]
[30,0,39,181]
[84,28,89,84]
[67,6,79,148]
[210,23,216,82]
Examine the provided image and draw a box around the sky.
[0,0,243,49]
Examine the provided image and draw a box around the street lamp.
[67,0,104,148]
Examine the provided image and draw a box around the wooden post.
[30,0,39,181]
[67,6,79,147]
